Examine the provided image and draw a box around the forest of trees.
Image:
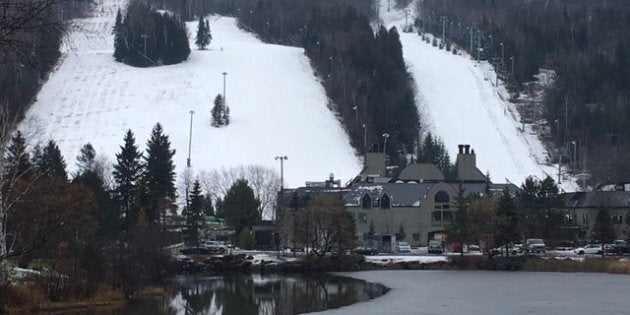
[113,1,190,67]
[418,0,630,184]
[147,0,420,170]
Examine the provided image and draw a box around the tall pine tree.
[144,123,176,231]
[185,180,204,246]
[36,140,67,181]
[113,9,127,62]
[113,130,144,233]
[195,17,211,50]
[76,143,96,175]
[5,131,32,180]
[211,94,224,127]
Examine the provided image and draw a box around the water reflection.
[109,274,386,315]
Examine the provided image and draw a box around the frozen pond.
[314,270,630,314]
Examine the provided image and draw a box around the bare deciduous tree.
[199,165,280,219]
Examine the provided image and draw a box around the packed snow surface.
[21,0,361,188]
[378,0,575,190]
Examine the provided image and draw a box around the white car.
[574,244,603,255]
[396,241,411,253]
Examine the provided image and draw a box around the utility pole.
[187,110,195,167]
[363,123,367,154]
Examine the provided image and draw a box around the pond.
[73,273,388,315]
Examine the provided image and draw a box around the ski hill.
[20,0,361,188]
[378,0,575,190]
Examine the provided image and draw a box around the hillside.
[19,0,361,188]
[378,0,573,189]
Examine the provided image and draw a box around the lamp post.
[363,123,367,153]
[249,10,253,27]
[275,156,288,190]
[352,105,358,124]
[187,110,195,167]
[571,140,577,170]
[382,133,390,154]
[510,56,515,76]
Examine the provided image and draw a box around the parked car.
[609,240,628,255]
[396,241,412,253]
[354,246,378,255]
[574,244,603,255]
[467,244,480,252]
[204,240,228,254]
[525,239,546,254]
[428,240,443,254]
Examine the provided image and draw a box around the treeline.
[418,0,630,183]
[3,124,180,303]
[0,0,93,131]
[113,1,190,67]
[148,0,420,169]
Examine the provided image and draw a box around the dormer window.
[380,194,391,209]
[361,194,372,209]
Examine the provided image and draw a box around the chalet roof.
[398,163,445,181]
[343,182,435,207]
[563,191,630,208]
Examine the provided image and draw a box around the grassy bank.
[5,284,169,314]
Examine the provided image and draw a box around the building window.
[358,212,368,223]
[361,194,372,209]
[582,213,589,225]
[612,215,623,224]
[434,191,450,203]
[380,194,391,209]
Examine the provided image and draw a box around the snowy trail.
[378,1,571,189]
[21,0,361,188]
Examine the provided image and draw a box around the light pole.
[353,105,358,124]
[571,140,577,170]
[275,156,288,190]
[363,123,367,153]
[477,47,483,61]
[187,110,195,167]
[488,34,493,48]
[249,10,253,27]
[510,56,515,76]
[499,42,504,66]
[222,72,227,108]
[382,133,390,154]
[141,34,151,57]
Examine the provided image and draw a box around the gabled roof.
[563,191,630,208]
[343,182,435,207]
[398,163,445,181]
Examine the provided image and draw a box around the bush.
[239,229,255,250]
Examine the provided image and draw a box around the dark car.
[354,246,378,255]
[608,240,628,255]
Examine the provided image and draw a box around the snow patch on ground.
[364,255,447,265]
[21,0,361,189]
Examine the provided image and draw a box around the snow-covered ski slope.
[21,0,361,188]
[379,0,573,189]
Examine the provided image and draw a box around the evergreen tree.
[496,188,519,256]
[113,9,127,62]
[5,131,32,179]
[195,17,211,49]
[211,94,224,127]
[593,206,615,243]
[224,106,230,126]
[223,179,260,237]
[37,140,67,180]
[113,130,144,232]
[184,180,204,246]
[76,143,96,175]
[144,123,176,230]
